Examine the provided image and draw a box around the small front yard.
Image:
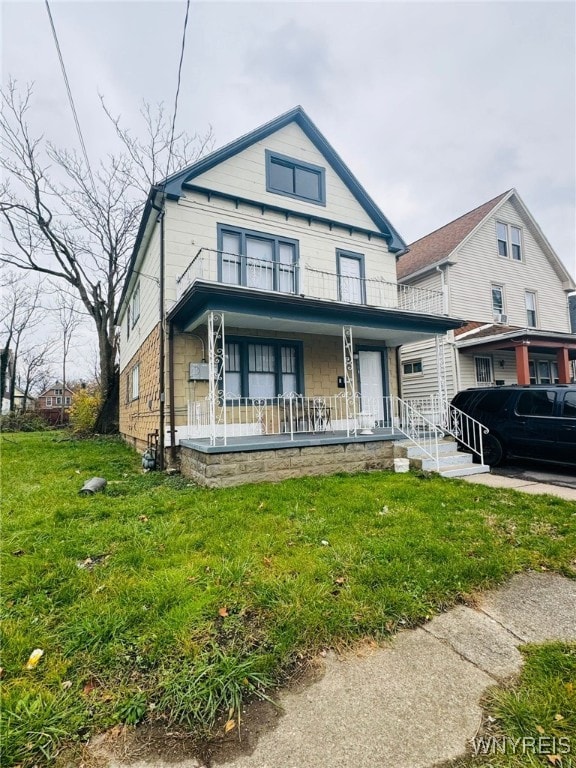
[1,433,575,766]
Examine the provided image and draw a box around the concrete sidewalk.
[98,572,576,768]
[460,471,576,501]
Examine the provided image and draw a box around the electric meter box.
[189,362,210,381]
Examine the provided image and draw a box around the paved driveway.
[493,460,576,490]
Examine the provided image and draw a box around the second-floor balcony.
[175,248,445,316]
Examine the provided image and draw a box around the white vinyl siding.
[399,338,456,400]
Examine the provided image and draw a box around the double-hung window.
[224,339,301,400]
[131,364,140,400]
[337,250,365,304]
[525,291,537,327]
[219,226,298,294]
[265,150,326,205]
[491,284,505,320]
[496,222,523,261]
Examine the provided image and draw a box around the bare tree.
[0,81,213,431]
[17,340,54,411]
[54,292,84,423]
[0,270,44,411]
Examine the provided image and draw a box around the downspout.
[168,320,177,465]
[151,195,166,471]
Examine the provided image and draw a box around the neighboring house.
[37,381,74,410]
[397,189,576,401]
[117,106,463,485]
[12,385,34,412]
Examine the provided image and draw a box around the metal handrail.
[391,396,442,469]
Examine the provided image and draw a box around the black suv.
[451,385,576,467]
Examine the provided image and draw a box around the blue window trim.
[217,224,300,293]
[265,149,326,206]
[223,335,304,402]
[336,249,366,304]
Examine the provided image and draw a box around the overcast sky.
[2,0,575,378]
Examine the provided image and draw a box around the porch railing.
[185,393,452,468]
[176,248,445,316]
[406,394,488,465]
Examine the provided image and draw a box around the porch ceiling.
[167,281,463,346]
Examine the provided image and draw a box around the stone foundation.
[180,439,397,488]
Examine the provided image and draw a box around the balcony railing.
[176,248,445,316]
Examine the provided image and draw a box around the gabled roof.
[117,106,408,323]
[397,191,510,279]
[161,105,406,252]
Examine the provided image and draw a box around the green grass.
[450,642,576,767]
[1,432,575,766]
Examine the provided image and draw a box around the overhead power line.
[164,0,191,186]
[44,0,97,196]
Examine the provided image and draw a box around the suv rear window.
[474,390,512,414]
[516,390,556,417]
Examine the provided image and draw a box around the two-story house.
[397,189,576,403]
[118,107,463,486]
[36,381,74,424]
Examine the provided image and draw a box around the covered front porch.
[456,327,576,387]
[166,280,463,448]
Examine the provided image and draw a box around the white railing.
[389,396,443,468]
[406,394,488,465]
[176,249,445,315]
[187,393,393,442]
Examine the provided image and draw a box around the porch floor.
[180,427,403,454]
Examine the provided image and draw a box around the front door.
[358,350,385,424]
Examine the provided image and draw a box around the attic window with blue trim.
[266,150,326,205]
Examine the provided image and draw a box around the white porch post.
[435,334,448,426]
[208,311,226,446]
[343,325,357,437]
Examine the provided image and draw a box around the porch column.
[515,343,530,385]
[208,311,226,446]
[557,346,571,384]
[342,326,357,437]
[435,335,448,423]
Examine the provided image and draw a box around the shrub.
[69,389,101,435]
[0,411,49,432]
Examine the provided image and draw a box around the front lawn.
[1,433,575,766]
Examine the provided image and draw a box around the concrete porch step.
[396,439,458,458]
[394,438,489,478]
[438,464,491,478]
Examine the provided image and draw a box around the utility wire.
[163,0,191,187]
[44,0,97,197]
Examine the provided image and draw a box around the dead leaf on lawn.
[547,756,561,766]
[61,680,72,690]
[554,713,564,721]
[12,549,25,557]
[334,577,345,585]
[258,502,265,510]
[224,718,236,733]
[138,515,149,523]
[536,725,546,735]
[263,557,272,567]
[218,606,229,617]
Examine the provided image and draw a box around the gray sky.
[2,0,575,377]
